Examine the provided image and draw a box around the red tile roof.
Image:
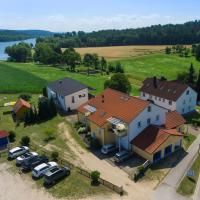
[13,99,31,113]
[165,111,186,129]
[131,125,183,154]
[78,88,150,126]
[140,78,188,101]
[0,131,9,139]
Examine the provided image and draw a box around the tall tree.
[196,45,200,62]
[196,70,200,102]
[188,63,196,87]
[104,73,131,94]
[100,57,107,72]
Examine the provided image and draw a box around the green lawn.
[1,53,199,97]
[177,154,200,196]
[118,54,200,85]
[183,134,197,150]
[0,94,73,158]
[0,61,108,95]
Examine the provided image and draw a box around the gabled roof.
[13,98,31,113]
[131,125,183,154]
[78,88,150,126]
[140,78,188,101]
[165,111,186,129]
[0,131,9,139]
[47,78,89,96]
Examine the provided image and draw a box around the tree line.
[5,42,125,74]
[37,20,200,48]
[165,44,200,60]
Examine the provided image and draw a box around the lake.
[0,38,36,60]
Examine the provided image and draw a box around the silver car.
[8,146,29,159]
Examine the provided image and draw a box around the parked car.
[101,144,117,155]
[16,152,38,166]
[32,162,58,178]
[114,150,132,163]
[8,146,29,160]
[44,166,70,186]
[21,155,49,171]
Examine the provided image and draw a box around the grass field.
[0,61,108,95]
[75,45,166,60]
[0,51,200,96]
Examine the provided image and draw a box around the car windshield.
[33,169,38,174]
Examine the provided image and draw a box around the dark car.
[114,150,132,163]
[44,166,70,186]
[21,155,49,172]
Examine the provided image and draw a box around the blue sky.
[0,0,200,32]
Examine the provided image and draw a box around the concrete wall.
[121,103,167,150]
[140,92,176,111]
[140,86,197,115]
[47,87,88,111]
[65,88,89,111]
[176,87,197,114]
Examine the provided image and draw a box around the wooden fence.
[29,143,124,195]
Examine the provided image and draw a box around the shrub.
[44,129,55,142]
[8,131,16,143]
[133,165,145,182]
[18,94,31,101]
[51,151,59,161]
[77,127,87,134]
[20,136,30,146]
[90,138,101,150]
[74,121,84,129]
[91,170,100,184]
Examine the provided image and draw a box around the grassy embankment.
[177,154,200,196]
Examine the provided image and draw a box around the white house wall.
[120,103,167,150]
[65,88,89,111]
[176,87,197,114]
[140,92,176,111]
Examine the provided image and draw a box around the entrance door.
[153,151,162,163]
[164,145,172,157]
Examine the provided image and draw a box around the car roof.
[45,166,60,176]
[34,163,48,171]
[48,162,58,167]
[31,152,38,156]
[10,147,21,153]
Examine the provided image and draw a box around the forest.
[37,20,200,48]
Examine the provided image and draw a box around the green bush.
[51,151,59,161]
[18,94,31,101]
[8,131,16,143]
[91,170,100,184]
[133,165,145,182]
[44,129,55,142]
[20,136,30,146]
[90,138,101,150]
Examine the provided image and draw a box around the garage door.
[164,145,172,157]
[153,151,162,163]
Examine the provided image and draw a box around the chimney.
[153,76,157,88]
[102,95,104,103]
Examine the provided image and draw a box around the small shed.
[0,131,9,150]
[13,98,31,120]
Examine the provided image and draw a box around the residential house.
[0,131,9,150]
[140,77,197,115]
[13,99,31,120]
[47,78,90,112]
[78,88,186,163]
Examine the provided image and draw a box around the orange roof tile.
[78,88,150,126]
[13,98,31,113]
[165,111,186,129]
[131,125,183,154]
